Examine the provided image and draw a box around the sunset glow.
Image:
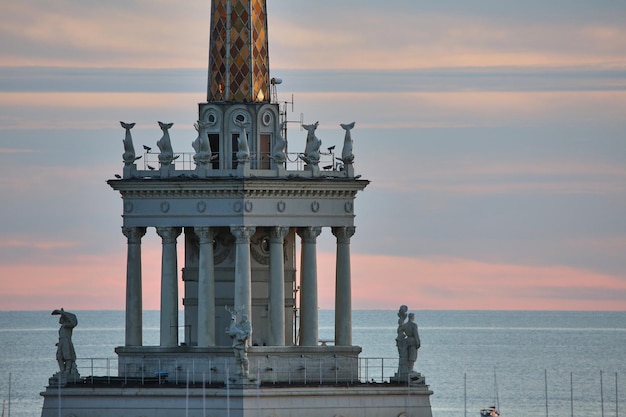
[1,0,624,311]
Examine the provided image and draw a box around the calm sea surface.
[0,310,625,417]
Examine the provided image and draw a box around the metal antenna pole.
[615,372,619,417]
[570,372,574,417]
[7,372,10,417]
[600,370,605,417]
[545,369,549,417]
[464,372,467,417]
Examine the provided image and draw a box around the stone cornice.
[108,178,368,199]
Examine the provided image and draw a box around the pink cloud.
[2,245,624,312]
[316,252,626,311]
[0,243,167,311]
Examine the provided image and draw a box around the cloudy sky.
[1,0,625,311]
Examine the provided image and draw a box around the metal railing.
[75,357,401,386]
[141,151,340,173]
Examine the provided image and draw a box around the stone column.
[182,228,199,346]
[332,226,356,346]
[122,226,146,346]
[156,226,182,347]
[230,226,256,321]
[268,226,289,346]
[297,227,322,346]
[195,227,217,347]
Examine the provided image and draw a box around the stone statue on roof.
[52,308,80,380]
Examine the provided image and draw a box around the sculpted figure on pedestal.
[234,120,251,163]
[192,120,216,166]
[395,305,421,381]
[226,307,252,379]
[156,121,178,165]
[121,121,141,165]
[52,308,80,379]
[339,122,355,164]
[271,121,287,164]
[300,122,321,165]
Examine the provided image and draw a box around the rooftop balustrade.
[72,356,410,387]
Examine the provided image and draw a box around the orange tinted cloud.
[1,245,624,311]
[316,252,626,311]
[271,12,626,70]
[0,240,168,311]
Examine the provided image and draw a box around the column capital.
[156,226,182,244]
[195,226,217,244]
[122,226,146,244]
[230,226,256,244]
[332,226,356,244]
[297,226,322,243]
[269,226,290,243]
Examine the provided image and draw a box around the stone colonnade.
[122,225,356,348]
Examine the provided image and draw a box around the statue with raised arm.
[394,305,422,383]
[225,307,252,378]
[52,308,80,379]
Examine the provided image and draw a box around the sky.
[0,0,625,311]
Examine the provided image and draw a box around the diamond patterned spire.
[208,0,270,103]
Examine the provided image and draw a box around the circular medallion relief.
[124,201,134,213]
[232,111,249,125]
[277,201,286,213]
[197,201,207,213]
[344,201,353,213]
[244,200,253,213]
[160,201,170,213]
[311,201,320,213]
[262,111,273,126]
[250,235,271,265]
[233,201,243,213]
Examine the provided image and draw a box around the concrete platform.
[41,381,433,417]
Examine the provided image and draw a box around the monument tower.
[41,1,434,415]
[107,0,367,354]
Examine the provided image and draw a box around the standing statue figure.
[395,305,408,363]
[394,305,421,382]
[226,307,252,378]
[402,313,421,373]
[52,308,80,379]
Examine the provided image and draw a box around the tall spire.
[207,0,270,103]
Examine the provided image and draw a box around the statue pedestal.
[390,371,425,386]
[237,161,251,177]
[304,163,320,176]
[344,163,355,178]
[123,164,138,179]
[275,164,286,177]
[227,376,258,388]
[195,165,212,178]
[48,373,82,387]
[160,164,175,178]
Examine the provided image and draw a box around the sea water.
[0,310,625,417]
